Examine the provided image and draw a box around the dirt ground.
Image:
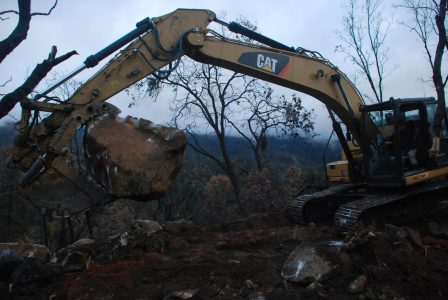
[0,208,434,300]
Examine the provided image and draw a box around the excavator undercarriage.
[288,180,448,231]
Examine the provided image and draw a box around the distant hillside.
[0,123,341,171]
[186,134,340,171]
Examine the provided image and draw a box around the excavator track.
[287,180,448,231]
[335,180,448,231]
[287,184,364,224]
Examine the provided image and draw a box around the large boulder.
[22,114,186,215]
[86,115,187,200]
[281,241,351,284]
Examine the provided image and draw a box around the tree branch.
[0,10,19,16]
[0,0,59,63]
[0,77,12,89]
[0,0,31,63]
[30,0,58,16]
[336,0,390,103]
[186,132,226,171]
[0,46,77,119]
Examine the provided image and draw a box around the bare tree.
[162,59,259,196]
[0,0,77,120]
[400,0,448,150]
[128,17,315,197]
[336,0,391,103]
[227,87,315,171]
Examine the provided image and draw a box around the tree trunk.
[253,143,263,171]
[432,0,447,139]
[217,133,240,197]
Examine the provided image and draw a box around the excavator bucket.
[17,113,186,215]
[85,114,187,200]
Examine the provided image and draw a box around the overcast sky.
[0,0,438,135]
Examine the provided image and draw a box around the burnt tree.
[401,0,448,149]
[0,0,77,120]
[336,0,392,103]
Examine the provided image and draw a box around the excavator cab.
[361,98,436,187]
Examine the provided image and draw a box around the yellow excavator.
[10,9,448,230]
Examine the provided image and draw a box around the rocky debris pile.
[279,220,448,299]
[1,214,448,299]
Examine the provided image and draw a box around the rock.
[428,222,448,239]
[62,251,90,272]
[91,201,136,241]
[348,275,367,294]
[164,220,195,235]
[247,291,266,300]
[385,224,408,240]
[9,257,61,287]
[55,238,97,264]
[0,243,49,261]
[63,238,97,256]
[24,244,49,260]
[168,238,190,252]
[70,238,96,248]
[281,241,350,284]
[384,224,425,249]
[0,249,23,282]
[364,288,376,300]
[303,282,326,298]
[164,289,199,299]
[366,232,376,238]
[86,114,186,200]
[135,219,163,235]
[404,227,424,248]
[341,241,357,251]
[245,279,257,289]
[120,232,129,246]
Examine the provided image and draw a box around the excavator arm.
[186,31,364,134]
[12,8,367,200]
